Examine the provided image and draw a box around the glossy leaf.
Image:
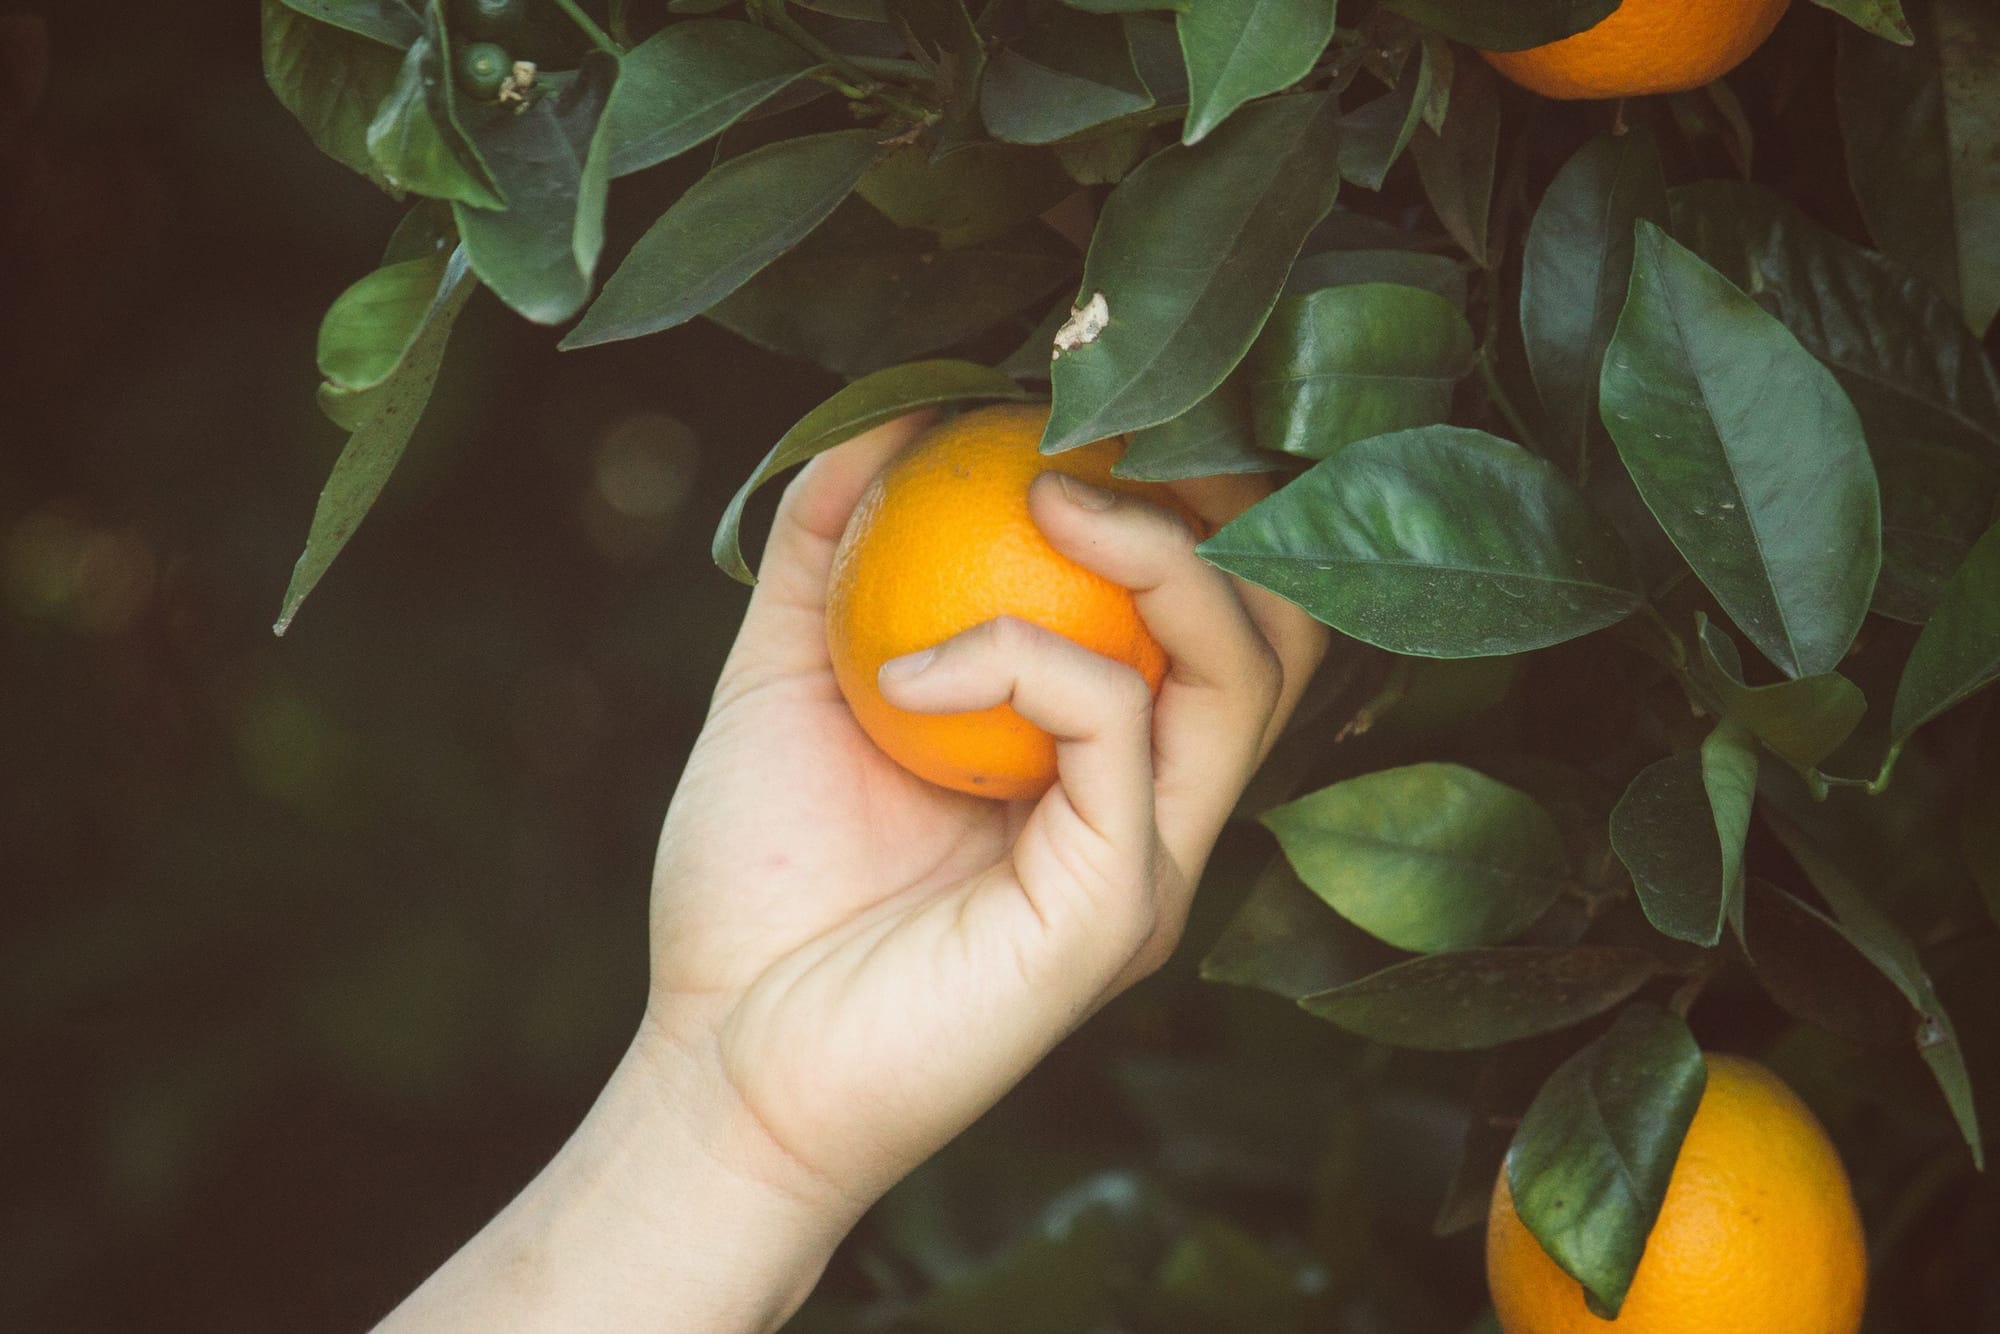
[1609,727,1755,948]
[602,20,819,178]
[261,0,406,193]
[1408,57,1498,265]
[1114,379,1283,481]
[1300,946,1661,1051]
[856,144,1075,250]
[276,0,420,46]
[315,252,448,395]
[365,25,504,210]
[276,249,476,635]
[1892,518,2000,742]
[1199,426,1641,657]
[711,362,1031,584]
[1600,223,1880,679]
[1521,131,1668,470]
[1505,1006,1707,1318]
[1285,248,1466,306]
[1042,94,1342,452]
[980,10,1154,145]
[1810,0,1914,42]
[1339,49,1434,191]
[1694,614,1866,773]
[1177,0,1338,145]
[1380,0,1617,50]
[1765,813,1984,1166]
[1742,877,1918,1047]
[1261,762,1567,954]
[1839,0,2000,332]
[1248,283,1475,459]
[452,55,616,325]
[562,129,884,349]
[1199,858,1400,999]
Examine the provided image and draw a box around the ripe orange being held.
[1486,1054,1866,1334]
[1480,0,1791,101]
[825,404,1184,800]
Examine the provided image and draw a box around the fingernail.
[1056,473,1117,511]
[879,647,938,682]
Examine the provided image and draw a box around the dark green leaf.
[1261,762,1568,953]
[1810,0,1914,43]
[1177,0,1337,145]
[1285,248,1466,306]
[277,0,421,46]
[1504,1006,1707,1318]
[1609,727,1755,948]
[706,209,1074,376]
[602,21,819,178]
[711,361,1031,584]
[1249,283,1475,459]
[365,31,504,209]
[1741,877,1918,1046]
[1200,857,1399,999]
[1892,518,2000,741]
[562,129,884,349]
[1300,946,1661,1051]
[316,253,448,397]
[1065,0,1189,11]
[275,248,476,635]
[452,55,616,325]
[1114,378,1282,481]
[1600,222,1880,679]
[1765,812,1984,1166]
[1839,0,2000,332]
[1199,426,1641,657]
[855,144,1075,249]
[261,0,407,193]
[1521,130,1669,471]
[1408,55,1497,264]
[1694,614,1867,773]
[1151,1219,1306,1332]
[980,10,1154,145]
[1053,123,1155,185]
[1339,46,1435,191]
[1042,94,1342,451]
[1380,0,1617,51]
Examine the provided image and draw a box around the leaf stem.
[607,0,631,48]
[552,0,621,54]
[752,0,934,124]
[1477,352,1542,456]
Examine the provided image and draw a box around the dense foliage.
[256,0,2000,1327]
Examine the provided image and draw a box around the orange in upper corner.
[825,403,1185,800]
[1480,0,1792,101]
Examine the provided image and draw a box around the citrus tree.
[263,0,2000,1327]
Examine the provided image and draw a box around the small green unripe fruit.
[455,41,511,100]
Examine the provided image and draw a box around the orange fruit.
[1486,1054,1866,1333]
[1480,0,1791,101]
[825,403,1184,800]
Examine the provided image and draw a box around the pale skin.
[377,413,1330,1333]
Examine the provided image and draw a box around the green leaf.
[710,361,1032,584]
[261,0,407,193]
[1408,55,1498,265]
[1694,614,1867,773]
[980,10,1154,145]
[1300,946,1661,1051]
[1741,877,1918,1046]
[1261,762,1568,954]
[1200,857,1399,999]
[856,144,1075,250]
[1113,378,1283,481]
[1521,130,1669,472]
[1668,181,2000,622]
[1285,248,1466,306]
[706,209,1074,377]
[1248,283,1475,459]
[1891,518,2000,742]
[1504,1006,1707,1319]
[1380,0,1617,51]
[451,55,616,325]
[562,129,884,349]
[1042,94,1341,452]
[1609,727,1756,948]
[1053,123,1155,185]
[1764,812,1984,1166]
[1151,1219,1307,1333]
[277,0,421,46]
[316,252,448,395]
[275,248,477,635]
[1839,0,2000,332]
[1177,0,1338,145]
[1199,426,1641,657]
[1810,0,1914,43]
[1600,222,1880,679]
[602,20,819,178]
[1339,45,1435,191]
[364,29,504,209]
